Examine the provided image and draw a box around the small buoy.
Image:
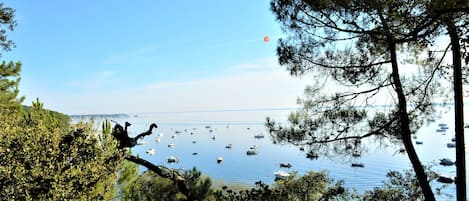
[263,36,270,42]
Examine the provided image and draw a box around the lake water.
[78,106,467,199]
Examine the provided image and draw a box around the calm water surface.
[80,106,468,199]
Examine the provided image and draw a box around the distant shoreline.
[69,113,129,119]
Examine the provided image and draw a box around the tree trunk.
[388,41,436,201]
[446,19,466,201]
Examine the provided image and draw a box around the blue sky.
[2,1,308,114]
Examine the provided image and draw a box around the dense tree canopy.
[267,0,468,200]
[0,2,125,199]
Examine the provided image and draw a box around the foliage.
[0,2,15,54]
[0,60,23,108]
[0,2,21,107]
[183,167,213,201]
[119,166,213,201]
[117,160,143,201]
[0,45,123,200]
[102,119,112,135]
[362,168,450,201]
[267,0,442,159]
[120,170,185,201]
[22,101,71,134]
[267,1,469,200]
[0,103,125,200]
[214,171,351,201]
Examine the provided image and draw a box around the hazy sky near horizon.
[2,1,310,114]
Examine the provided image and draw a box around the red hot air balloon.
[263,36,270,42]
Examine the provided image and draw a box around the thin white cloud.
[229,57,280,71]
[101,46,158,65]
[68,70,118,90]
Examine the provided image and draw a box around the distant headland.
[69,113,130,119]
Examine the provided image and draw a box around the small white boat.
[225,144,232,149]
[137,141,148,145]
[192,152,198,155]
[155,138,160,143]
[175,130,182,134]
[306,151,319,159]
[146,148,155,155]
[171,134,176,139]
[274,171,290,180]
[439,158,455,166]
[279,163,292,168]
[254,133,265,139]
[438,123,448,127]
[437,175,454,183]
[205,125,211,129]
[299,147,305,151]
[192,141,197,144]
[168,143,176,148]
[158,133,164,137]
[217,156,223,163]
[452,137,456,142]
[415,141,423,145]
[246,150,258,155]
[250,145,258,150]
[352,151,361,157]
[212,136,216,140]
[167,156,179,163]
[436,129,446,132]
[351,163,365,168]
[209,129,214,133]
[447,143,456,148]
